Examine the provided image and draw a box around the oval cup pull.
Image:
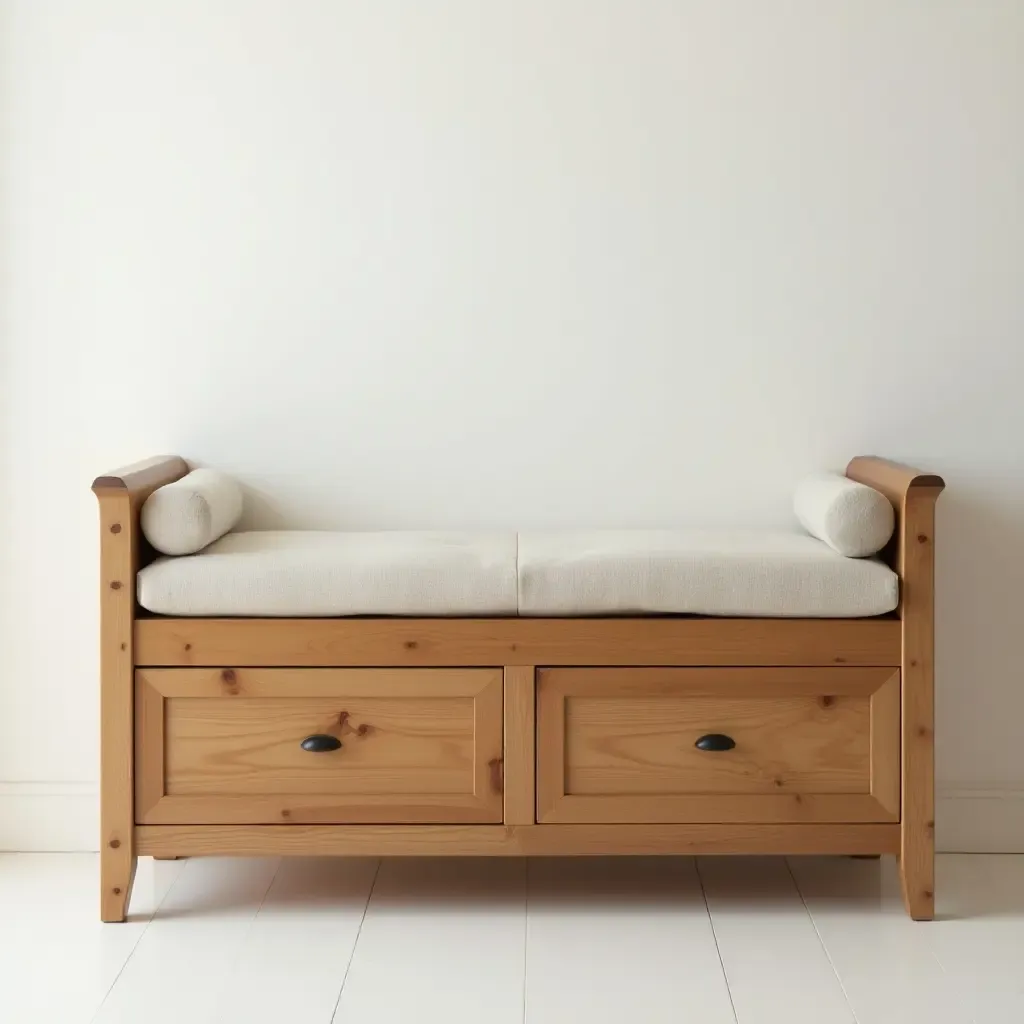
[301,734,342,753]
[695,733,736,752]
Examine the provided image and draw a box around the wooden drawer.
[135,668,504,824]
[536,668,900,824]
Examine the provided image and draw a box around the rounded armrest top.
[845,456,945,509]
[92,455,189,501]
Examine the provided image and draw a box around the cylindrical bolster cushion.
[794,472,895,558]
[141,468,243,555]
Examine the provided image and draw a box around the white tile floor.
[1,854,1022,1023]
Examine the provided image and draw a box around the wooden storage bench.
[93,456,942,921]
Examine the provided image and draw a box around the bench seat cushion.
[517,529,898,617]
[137,528,900,618]
[137,530,519,617]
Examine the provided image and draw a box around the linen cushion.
[794,472,895,557]
[137,530,519,616]
[141,468,244,556]
[517,528,898,617]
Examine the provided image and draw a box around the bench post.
[93,456,187,921]
[846,456,944,920]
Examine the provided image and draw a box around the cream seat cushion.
[517,529,898,617]
[138,528,899,619]
[138,530,519,617]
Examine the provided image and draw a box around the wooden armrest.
[845,456,945,506]
[92,455,189,503]
[845,455,944,615]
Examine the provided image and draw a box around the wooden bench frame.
[93,455,943,922]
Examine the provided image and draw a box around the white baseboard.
[0,782,99,852]
[936,784,1024,853]
[2,781,1022,854]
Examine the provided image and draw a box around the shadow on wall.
[186,459,311,531]
[237,483,293,532]
[236,481,384,532]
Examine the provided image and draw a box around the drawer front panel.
[536,668,899,824]
[136,668,503,824]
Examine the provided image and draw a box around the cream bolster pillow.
[794,471,895,558]
[141,468,244,556]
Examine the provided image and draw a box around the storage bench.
[93,455,942,921]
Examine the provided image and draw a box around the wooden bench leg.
[899,845,934,921]
[101,847,137,923]
[897,484,940,922]
[899,677,936,921]
[846,459,943,922]
[95,482,142,923]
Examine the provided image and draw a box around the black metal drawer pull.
[300,734,342,753]
[695,733,736,752]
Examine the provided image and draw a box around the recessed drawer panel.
[536,668,899,824]
[136,668,503,824]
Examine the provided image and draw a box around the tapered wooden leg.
[101,848,137,923]
[899,843,934,921]
[898,648,937,921]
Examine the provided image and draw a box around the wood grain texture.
[140,667,491,699]
[164,697,479,794]
[135,822,900,858]
[846,456,944,920]
[137,795,503,826]
[536,667,894,698]
[134,616,901,668]
[844,456,945,509]
[134,668,504,825]
[93,454,188,919]
[134,675,165,821]
[845,456,945,608]
[537,668,899,825]
[563,689,871,791]
[536,668,567,829]
[92,455,189,501]
[541,794,895,825]
[898,487,942,919]
[870,670,901,819]
[95,488,139,922]
[847,456,944,920]
[502,667,536,825]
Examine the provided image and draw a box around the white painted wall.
[2,1,1023,851]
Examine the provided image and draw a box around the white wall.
[2,0,1023,851]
